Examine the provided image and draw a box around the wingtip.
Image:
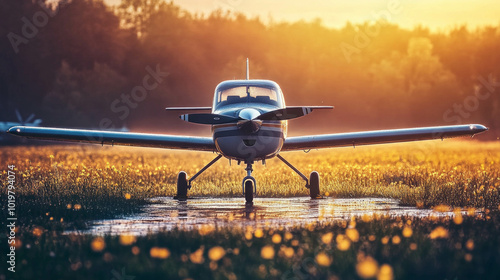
[7,126,22,135]
[469,124,488,133]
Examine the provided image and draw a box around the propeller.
[15,109,23,123]
[258,107,319,120]
[179,113,240,125]
[15,109,40,125]
[25,113,35,123]
[178,106,333,125]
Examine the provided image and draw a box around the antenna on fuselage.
[246,58,249,80]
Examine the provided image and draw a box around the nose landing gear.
[242,163,257,205]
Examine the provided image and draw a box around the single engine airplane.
[7,59,488,204]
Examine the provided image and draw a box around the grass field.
[1,140,500,279]
[1,140,499,208]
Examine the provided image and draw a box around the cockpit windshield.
[216,86,280,107]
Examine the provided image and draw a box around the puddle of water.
[68,197,461,236]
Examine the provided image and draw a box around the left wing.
[282,124,488,151]
[7,126,216,151]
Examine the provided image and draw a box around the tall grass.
[1,140,499,209]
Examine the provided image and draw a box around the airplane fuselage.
[211,80,287,163]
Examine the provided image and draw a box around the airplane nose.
[238,108,261,120]
[237,119,262,133]
[238,108,262,133]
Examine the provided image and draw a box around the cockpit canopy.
[213,80,284,109]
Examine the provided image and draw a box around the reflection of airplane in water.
[0,110,42,144]
[8,60,488,205]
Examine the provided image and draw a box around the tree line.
[1,0,499,139]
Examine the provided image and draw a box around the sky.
[107,0,500,31]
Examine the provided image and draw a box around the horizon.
[105,0,500,32]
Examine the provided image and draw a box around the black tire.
[244,179,254,204]
[175,171,188,200]
[309,171,320,199]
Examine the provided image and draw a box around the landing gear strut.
[173,153,321,203]
[277,154,322,199]
[174,154,223,200]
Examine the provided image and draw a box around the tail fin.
[246,58,249,80]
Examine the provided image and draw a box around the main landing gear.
[276,154,322,199]
[174,153,322,203]
[174,154,223,201]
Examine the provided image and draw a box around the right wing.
[7,126,215,151]
[282,124,488,151]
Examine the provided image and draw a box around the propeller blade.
[25,113,35,123]
[15,109,23,123]
[256,106,333,121]
[180,113,240,125]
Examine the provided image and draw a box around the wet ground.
[70,197,460,235]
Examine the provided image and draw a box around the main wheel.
[175,171,188,200]
[309,171,321,199]
[244,179,254,205]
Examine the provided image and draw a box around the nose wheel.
[242,163,256,205]
[244,179,254,205]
